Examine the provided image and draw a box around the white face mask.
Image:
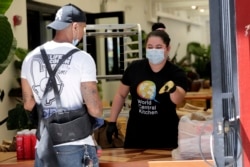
[72,39,79,46]
[146,49,165,64]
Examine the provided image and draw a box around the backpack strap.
[40,46,79,112]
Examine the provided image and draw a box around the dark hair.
[145,30,171,47]
[151,22,166,31]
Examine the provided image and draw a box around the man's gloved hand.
[106,122,118,144]
[159,80,176,94]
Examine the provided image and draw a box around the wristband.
[159,80,176,94]
[108,122,117,126]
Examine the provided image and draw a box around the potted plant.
[174,42,211,91]
[0,47,35,130]
[174,42,211,79]
[187,42,211,79]
[0,1,35,130]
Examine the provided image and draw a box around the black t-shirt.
[121,59,188,149]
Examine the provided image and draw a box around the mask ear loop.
[72,23,79,45]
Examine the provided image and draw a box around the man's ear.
[72,22,78,30]
[70,23,79,33]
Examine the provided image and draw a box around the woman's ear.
[167,45,171,52]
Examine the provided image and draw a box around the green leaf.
[0,16,14,62]
[186,42,202,55]
[15,48,29,61]
[0,38,16,74]
[0,15,16,74]
[0,0,13,14]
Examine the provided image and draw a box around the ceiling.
[156,0,209,17]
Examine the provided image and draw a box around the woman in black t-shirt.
[107,30,188,149]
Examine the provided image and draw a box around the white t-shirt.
[21,41,97,146]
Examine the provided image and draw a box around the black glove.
[106,122,118,144]
[159,80,176,94]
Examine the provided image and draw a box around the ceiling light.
[191,5,197,10]
[199,9,205,12]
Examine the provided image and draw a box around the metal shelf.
[86,31,137,37]
[85,24,140,30]
[83,23,143,74]
[97,75,122,80]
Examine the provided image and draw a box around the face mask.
[72,39,79,46]
[146,49,165,64]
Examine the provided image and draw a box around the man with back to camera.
[152,22,166,31]
[21,3,103,167]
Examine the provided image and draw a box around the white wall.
[33,0,100,13]
[159,17,210,62]
[0,0,28,142]
[104,0,210,62]
[91,0,153,33]
[5,0,28,49]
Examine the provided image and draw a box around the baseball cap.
[47,3,87,30]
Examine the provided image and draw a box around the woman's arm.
[109,83,130,122]
[170,86,186,105]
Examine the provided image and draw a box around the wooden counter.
[0,149,214,167]
[185,90,212,109]
[185,91,212,100]
[99,148,172,167]
[0,152,33,167]
[148,160,214,167]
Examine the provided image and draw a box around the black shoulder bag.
[37,46,94,145]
